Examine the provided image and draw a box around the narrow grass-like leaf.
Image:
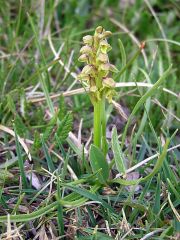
[112,139,169,185]
[121,65,172,148]
[112,126,126,174]
[168,193,180,221]
[0,201,58,222]
[153,174,160,214]
[56,174,64,236]
[14,125,28,189]
[62,184,116,215]
[59,185,100,207]
[28,14,54,114]
[66,138,82,158]
[129,178,152,223]
[80,228,114,240]
[41,135,55,172]
[115,45,143,80]
[118,38,126,82]
[36,67,55,114]
[141,139,170,182]
[89,144,109,184]
[133,68,151,151]
[11,193,25,215]
[167,178,180,200]
[86,206,96,227]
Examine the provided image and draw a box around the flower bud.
[80,45,92,54]
[82,65,94,75]
[95,26,103,34]
[103,77,116,88]
[83,35,93,45]
[99,63,110,71]
[97,52,108,62]
[78,54,88,63]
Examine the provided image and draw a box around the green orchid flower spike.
[78,26,118,104]
[78,26,118,153]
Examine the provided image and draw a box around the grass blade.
[0,201,58,222]
[118,38,126,82]
[41,135,55,172]
[141,139,170,182]
[121,65,172,148]
[14,124,28,189]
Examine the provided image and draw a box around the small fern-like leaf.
[56,112,73,142]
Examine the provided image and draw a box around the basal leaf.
[112,126,126,174]
[89,144,109,184]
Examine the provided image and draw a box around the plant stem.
[101,96,107,155]
[93,100,102,148]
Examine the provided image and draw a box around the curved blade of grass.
[168,192,180,222]
[0,185,99,223]
[141,139,170,182]
[118,38,126,82]
[121,65,172,148]
[153,174,160,214]
[56,174,64,236]
[63,184,117,215]
[0,201,58,222]
[112,126,126,175]
[167,178,180,200]
[28,13,54,114]
[41,135,55,172]
[115,44,144,80]
[133,68,151,145]
[81,228,114,239]
[14,124,28,189]
[111,139,169,185]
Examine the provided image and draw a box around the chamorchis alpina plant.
[78,26,118,154]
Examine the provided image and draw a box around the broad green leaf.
[112,127,126,174]
[89,144,109,184]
